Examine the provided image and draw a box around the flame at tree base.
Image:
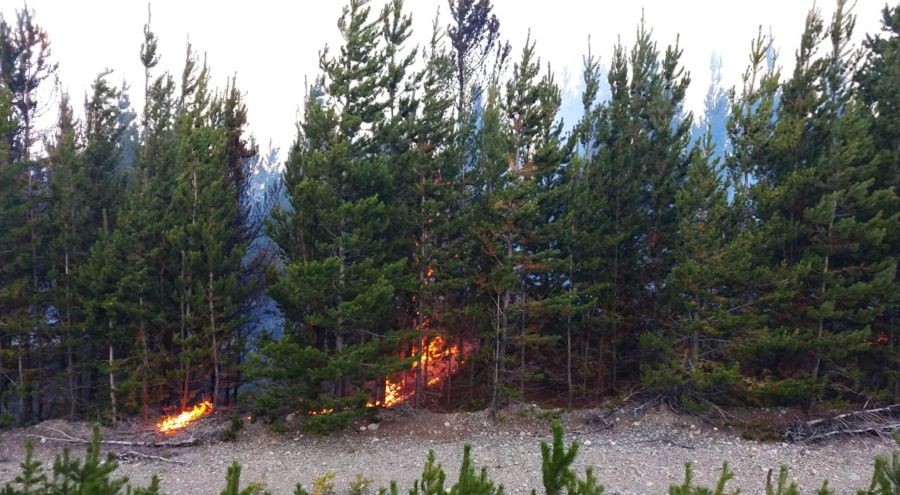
[157,400,213,434]
[367,335,469,409]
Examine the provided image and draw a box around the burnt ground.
[0,404,894,495]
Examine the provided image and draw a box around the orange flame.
[308,408,334,416]
[308,261,471,415]
[156,400,213,434]
[367,335,468,408]
[306,337,469,415]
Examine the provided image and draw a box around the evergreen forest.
[0,0,897,432]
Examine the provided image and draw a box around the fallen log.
[799,422,900,442]
[784,404,900,443]
[116,450,187,464]
[26,434,198,448]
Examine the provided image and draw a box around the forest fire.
[368,335,469,408]
[156,400,213,434]
[300,336,468,417]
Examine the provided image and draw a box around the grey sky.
[1,0,887,155]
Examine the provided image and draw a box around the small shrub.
[269,420,289,434]
[220,461,270,495]
[0,413,15,429]
[669,462,736,495]
[350,474,372,495]
[408,450,446,495]
[765,465,799,495]
[537,408,564,422]
[311,472,336,495]
[858,433,900,495]
[539,420,578,495]
[221,414,246,442]
[377,481,399,495]
[2,424,161,495]
[305,411,359,435]
[566,467,604,495]
[453,444,503,495]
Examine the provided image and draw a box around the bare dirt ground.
[0,404,894,495]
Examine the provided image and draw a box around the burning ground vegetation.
[2,405,900,495]
[146,333,470,437]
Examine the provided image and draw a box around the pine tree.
[519,49,567,404]
[5,440,46,495]
[46,73,125,418]
[447,0,508,120]
[261,0,408,428]
[538,420,578,495]
[402,14,461,407]
[45,94,83,419]
[0,84,28,421]
[448,445,503,495]
[160,46,256,409]
[720,28,782,405]
[80,209,124,423]
[217,80,260,405]
[114,188,162,420]
[409,450,448,495]
[562,47,604,404]
[471,38,541,411]
[0,5,57,424]
[577,20,691,395]
[860,434,900,495]
[115,8,180,416]
[3,425,161,495]
[472,36,566,409]
[641,131,742,407]
[111,73,174,416]
[737,3,898,408]
[583,35,646,395]
[220,461,269,495]
[855,4,900,399]
[447,0,510,207]
[669,462,736,495]
[633,27,693,329]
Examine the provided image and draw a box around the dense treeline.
[0,0,897,429]
[0,7,264,424]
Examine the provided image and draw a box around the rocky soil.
[0,405,894,495]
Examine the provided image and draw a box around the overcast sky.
[1,0,888,156]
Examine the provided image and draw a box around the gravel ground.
[0,405,894,495]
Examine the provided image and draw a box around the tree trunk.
[334,334,344,397]
[691,308,700,366]
[446,331,457,404]
[208,272,220,406]
[415,198,426,408]
[583,331,590,393]
[27,169,37,423]
[810,202,835,411]
[490,295,503,416]
[609,242,620,395]
[180,249,190,410]
[892,325,898,400]
[18,348,25,424]
[0,339,5,415]
[566,324,573,409]
[65,254,75,419]
[138,296,150,421]
[108,333,117,426]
